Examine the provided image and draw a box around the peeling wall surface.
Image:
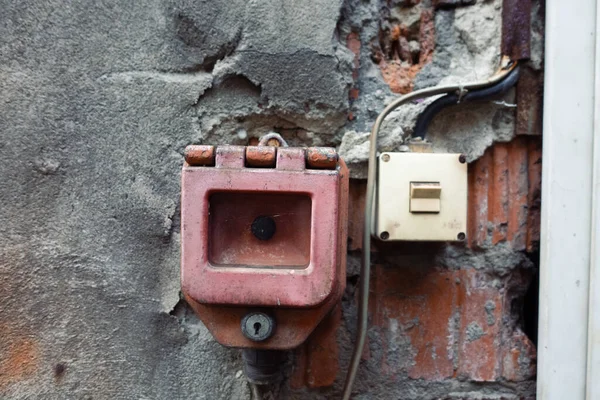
[0,0,543,399]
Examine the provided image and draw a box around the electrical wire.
[340,57,518,400]
[413,66,521,139]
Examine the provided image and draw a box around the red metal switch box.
[181,143,349,350]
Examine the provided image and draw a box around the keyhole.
[241,313,274,342]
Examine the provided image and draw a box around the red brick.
[292,138,541,389]
[468,137,542,250]
[419,9,435,65]
[346,32,361,82]
[490,144,509,245]
[347,32,361,107]
[377,9,435,94]
[378,61,421,94]
[292,266,536,388]
[368,267,514,382]
[502,330,537,381]
[468,148,492,247]
[456,271,503,381]
[371,266,456,380]
[507,138,529,250]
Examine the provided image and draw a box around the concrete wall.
[0,0,543,398]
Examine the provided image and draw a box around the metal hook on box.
[258,132,289,147]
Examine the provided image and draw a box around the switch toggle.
[410,182,441,213]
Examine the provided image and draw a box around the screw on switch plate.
[241,312,275,342]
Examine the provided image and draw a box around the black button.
[251,216,276,241]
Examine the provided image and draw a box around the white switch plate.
[372,152,468,241]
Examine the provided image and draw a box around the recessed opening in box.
[208,192,312,268]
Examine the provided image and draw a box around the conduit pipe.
[537,0,600,398]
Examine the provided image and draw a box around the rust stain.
[184,145,215,166]
[0,334,40,389]
[306,147,338,169]
[516,67,543,136]
[245,146,276,167]
[501,0,532,60]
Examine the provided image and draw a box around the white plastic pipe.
[538,0,599,398]
[586,2,600,398]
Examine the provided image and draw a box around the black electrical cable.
[412,66,521,140]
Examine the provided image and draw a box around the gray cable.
[251,383,262,400]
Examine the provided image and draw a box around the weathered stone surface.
[0,0,349,398]
[339,127,405,178]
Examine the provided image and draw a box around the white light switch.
[410,182,441,213]
[373,152,467,241]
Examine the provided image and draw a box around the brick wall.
[290,136,540,397]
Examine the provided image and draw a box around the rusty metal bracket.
[185,143,339,171]
[184,145,215,166]
[246,146,277,168]
[502,0,532,60]
[258,132,289,147]
[306,147,339,170]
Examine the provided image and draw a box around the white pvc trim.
[538,0,598,398]
[586,2,600,399]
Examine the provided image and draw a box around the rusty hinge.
[184,145,339,170]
